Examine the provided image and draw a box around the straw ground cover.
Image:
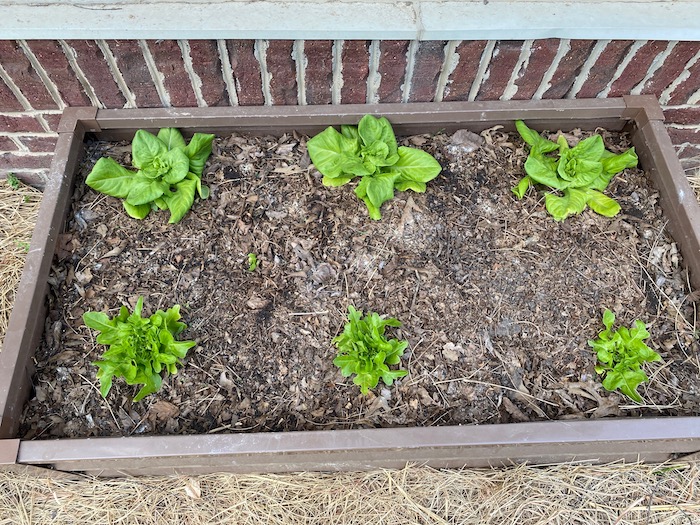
[0,177,42,352]
[1,461,699,524]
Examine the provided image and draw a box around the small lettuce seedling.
[247,253,258,272]
[333,306,408,395]
[513,120,638,221]
[86,128,214,223]
[307,115,442,219]
[588,309,661,403]
[83,296,196,402]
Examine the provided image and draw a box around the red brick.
[0,136,18,151]
[443,41,488,102]
[668,70,700,106]
[476,40,524,101]
[147,40,197,107]
[575,40,635,98]
[677,144,700,172]
[664,107,700,126]
[265,40,297,105]
[543,40,596,99]
[188,40,229,107]
[408,41,445,102]
[608,41,669,97]
[511,39,559,100]
[0,115,43,133]
[0,152,53,170]
[304,40,333,105]
[677,143,700,159]
[26,40,91,107]
[18,135,58,153]
[377,40,409,103]
[341,41,369,104]
[63,40,126,108]
[226,40,264,106]
[0,41,57,109]
[667,59,700,105]
[641,41,700,97]
[42,113,62,132]
[666,126,700,145]
[106,40,161,108]
[0,78,23,111]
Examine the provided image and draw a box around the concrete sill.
[1,0,700,40]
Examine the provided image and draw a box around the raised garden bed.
[1,97,699,476]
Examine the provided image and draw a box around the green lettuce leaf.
[601,147,638,177]
[157,128,187,151]
[358,115,398,156]
[123,201,152,220]
[586,190,621,217]
[365,173,399,210]
[512,176,532,199]
[132,130,167,171]
[85,157,136,198]
[524,153,564,189]
[544,188,588,221]
[390,147,442,186]
[569,134,605,161]
[126,175,167,206]
[308,126,362,179]
[165,174,197,224]
[184,133,215,177]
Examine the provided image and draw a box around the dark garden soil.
[20,126,700,439]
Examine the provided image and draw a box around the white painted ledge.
[1,0,700,40]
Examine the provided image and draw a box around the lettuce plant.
[513,120,638,221]
[307,115,441,219]
[83,297,196,402]
[333,306,408,395]
[86,128,214,223]
[588,309,661,403]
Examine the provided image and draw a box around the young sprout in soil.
[513,120,638,221]
[333,305,408,395]
[307,114,442,220]
[83,296,196,402]
[85,128,214,223]
[247,253,258,272]
[588,309,661,403]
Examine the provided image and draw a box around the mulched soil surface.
[20,126,700,439]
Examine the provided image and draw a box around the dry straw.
[0,178,41,351]
[0,462,698,524]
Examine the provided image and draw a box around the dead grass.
[0,178,42,351]
[1,462,699,524]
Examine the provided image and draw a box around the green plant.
[83,296,196,401]
[247,253,258,272]
[85,128,214,223]
[588,309,661,403]
[332,306,408,395]
[513,120,638,221]
[6,173,20,189]
[14,240,29,252]
[307,115,442,219]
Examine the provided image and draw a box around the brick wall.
[1,39,700,186]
